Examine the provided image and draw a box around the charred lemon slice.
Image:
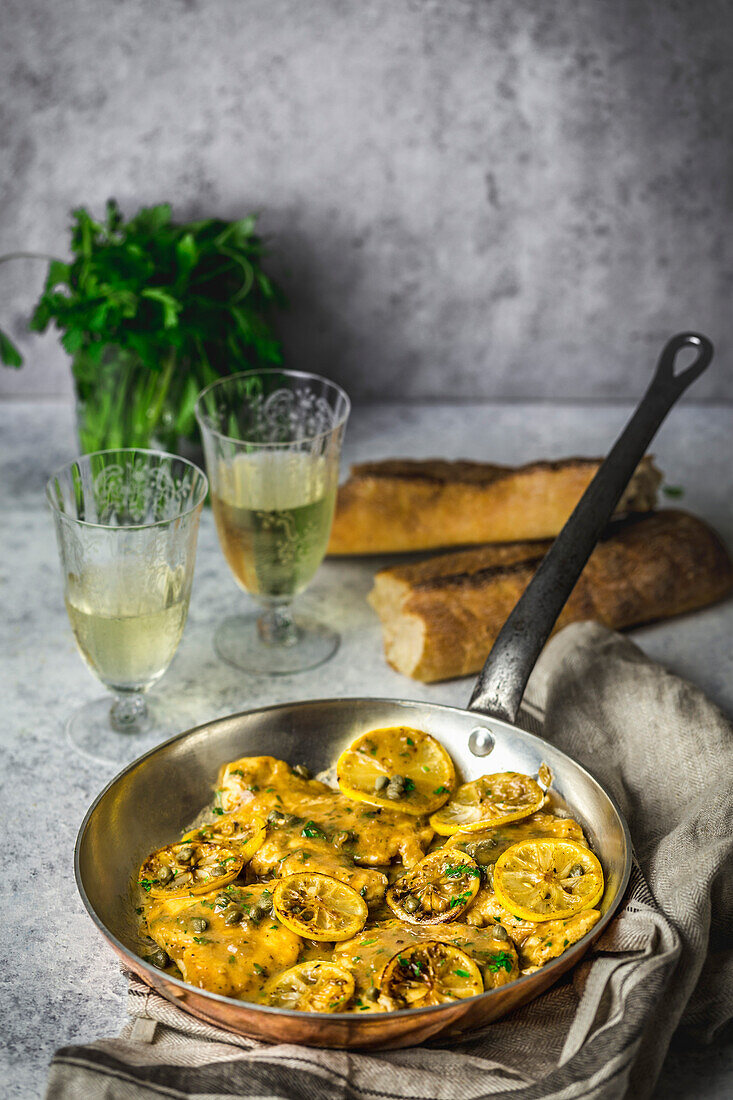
[139,841,243,899]
[386,850,482,924]
[181,814,266,864]
[493,839,604,922]
[337,726,454,816]
[429,772,546,835]
[272,872,368,942]
[381,942,483,1008]
[262,960,355,1012]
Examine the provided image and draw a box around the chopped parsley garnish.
[211,807,224,816]
[406,737,415,746]
[433,785,450,795]
[138,878,155,893]
[421,765,430,772]
[403,777,416,792]
[445,864,481,877]
[454,968,471,978]
[449,892,471,908]
[231,769,244,777]
[487,951,513,974]
[193,936,213,944]
[253,963,265,975]
[361,938,377,946]
[301,821,326,839]
[663,484,684,498]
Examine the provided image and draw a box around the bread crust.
[368,510,733,682]
[328,456,661,555]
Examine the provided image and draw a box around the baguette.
[328,456,661,554]
[368,510,733,682]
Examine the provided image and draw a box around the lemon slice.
[381,942,483,1008]
[337,726,455,816]
[272,872,368,942]
[429,772,546,835]
[182,814,266,864]
[493,839,604,922]
[139,841,243,899]
[262,960,355,1012]
[386,849,482,925]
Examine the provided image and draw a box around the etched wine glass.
[195,370,350,674]
[47,448,208,765]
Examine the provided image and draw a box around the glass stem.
[257,603,299,648]
[110,692,148,733]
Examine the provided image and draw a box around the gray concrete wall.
[1,0,731,402]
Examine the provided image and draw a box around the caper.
[473,839,497,864]
[386,775,406,800]
[493,924,510,941]
[215,893,231,908]
[292,763,312,780]
[157,865,173,884]
[150,948,170,969]
[191,917,208,933]
[267,809,286,826]
[283,813,302,827]
[177,846,194,863]
[569,864,585,877]
[365,986,380,1002]
[374,775,390,793]
[332,830,354,849]
[224,908,243,926]
[402,894,420,913]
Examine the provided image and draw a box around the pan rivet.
[469,727,495,757]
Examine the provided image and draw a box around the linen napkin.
[46,622,733,1099]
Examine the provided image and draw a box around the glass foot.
[65,695,171,768]
[214,612,340,674]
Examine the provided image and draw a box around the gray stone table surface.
[1,398,731,1099]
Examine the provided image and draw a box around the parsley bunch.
[0,199,285,453]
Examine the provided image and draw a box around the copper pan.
[76,335,712,1049]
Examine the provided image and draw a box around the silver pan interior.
[76,697,632,1048]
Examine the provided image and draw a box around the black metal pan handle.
[467,332,713,737]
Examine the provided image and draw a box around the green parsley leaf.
[488,951,513,974]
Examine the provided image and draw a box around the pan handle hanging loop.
[467,332,713,731]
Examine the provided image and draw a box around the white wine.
[212,452,337,598]
[65,564,189,691]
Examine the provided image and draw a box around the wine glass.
[195,369,350,674]
[47,448,208,765]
